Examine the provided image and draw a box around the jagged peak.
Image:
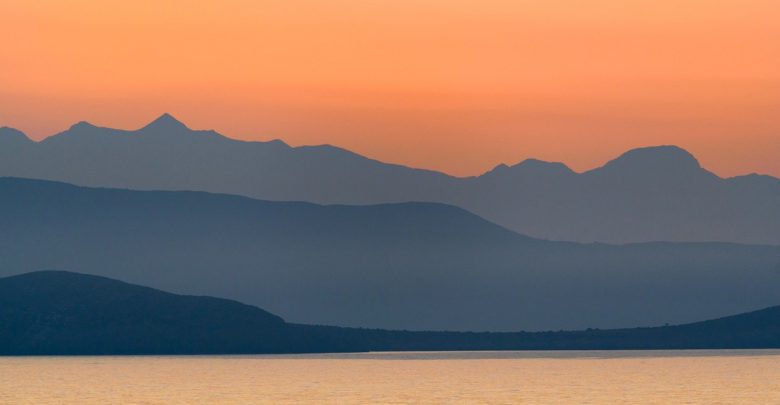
[140,113,189,132]
[484,158,574,178]
[69,121,97,131]
[513,158,573,172]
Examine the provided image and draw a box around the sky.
[1,0,779,177]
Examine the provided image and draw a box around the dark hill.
[1,271,779,355]
[0,271,352,355]
[321,305,780,352]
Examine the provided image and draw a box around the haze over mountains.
[2,114,779,244]
[2,177,779,332]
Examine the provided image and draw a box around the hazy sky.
[2,0,779,177]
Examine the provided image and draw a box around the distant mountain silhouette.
[2,271,779,355]
[2,177,780,331]
[1,115,778,244]
[0,127,33,147]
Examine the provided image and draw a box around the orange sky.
[1,0,779,177]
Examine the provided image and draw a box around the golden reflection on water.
[1,350,779,404]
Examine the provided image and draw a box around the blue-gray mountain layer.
[2,177,779,331]
[1,114,778,244]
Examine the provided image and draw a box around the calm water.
[2,350,779,404]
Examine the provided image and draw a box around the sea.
[2,350,779,404]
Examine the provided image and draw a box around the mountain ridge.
[2,115,779,244]
[6,114,769,180]
[2,177,780,331]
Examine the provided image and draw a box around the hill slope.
[2,116,779,244]
[1,178,780,331]
[2,271,779,355]
[0,271,354,354]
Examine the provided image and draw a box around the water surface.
[2,350,779,404]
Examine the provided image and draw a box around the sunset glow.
[2,0,779,176]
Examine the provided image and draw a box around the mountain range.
[2,271,780,355]
[2,114,779,244]
[2,177,779,332]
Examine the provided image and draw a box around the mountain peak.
[595,145,708,178]
[0,127,32,144]
[483,158,574,179]
[69,121,97,130]
[514,158,573,173]
[141,113,189,132]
